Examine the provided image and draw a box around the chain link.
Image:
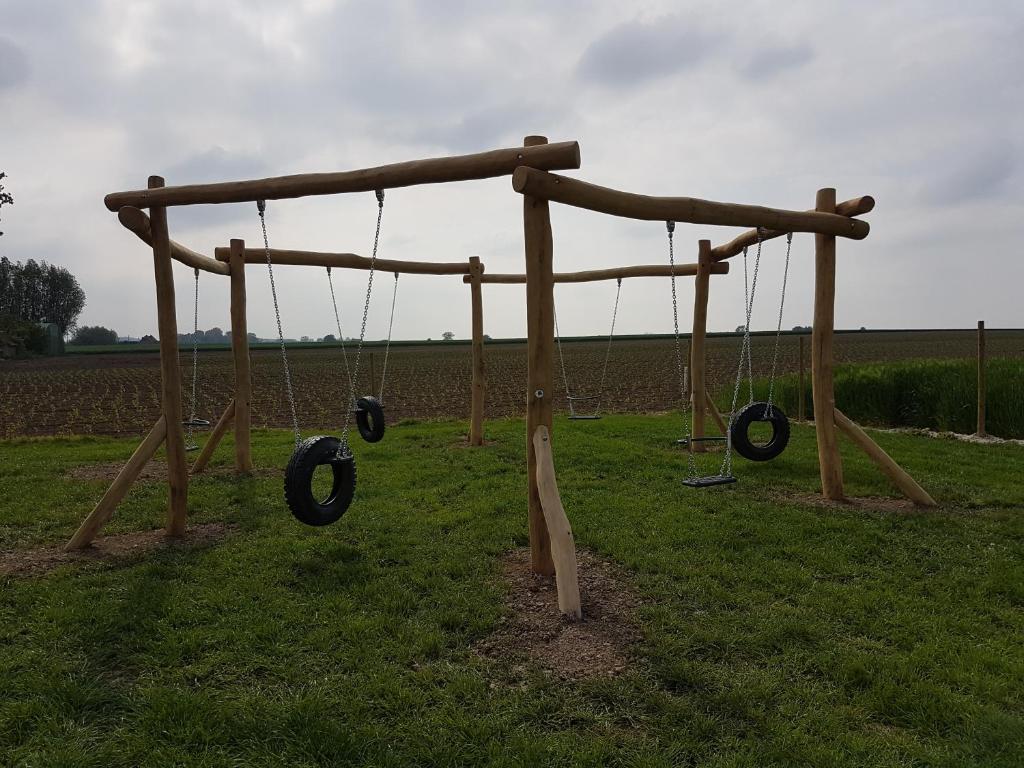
[326,266,354,395]
[765,233,793,414]
[553,304,574,417]
[378,272,399,401]
[665,221,700,479]
[185,267,200,450]
[259,200,302,449]
[594,277,622,416]
[339,190,385,453]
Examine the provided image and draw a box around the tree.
[71,325,118,345]
[442,331,455,341]
[322,334,336,343]
[0,257,85,336]
[0,172,12,239]
[140,334,157,344]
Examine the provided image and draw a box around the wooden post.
[812,188,844,500]
[468,256,485,446]
[532,426,582,618]
[834,409,936,507]
[191,399,235,475]
[798,334,806,422]
[523,134,556,577]
[150,176,189,536]
[229,240,253,473]
[690,240,712,452]
[65,417,168,550]
[976,320,987,437]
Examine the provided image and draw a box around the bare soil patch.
[1,522,235,578]
[67,462,279,483]
[784,491,925,514]
[475,548,642,681]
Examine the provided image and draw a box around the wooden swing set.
[68,135,935,620]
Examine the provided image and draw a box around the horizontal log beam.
[512,168,870,240]
[105,141,582,211]
[118,207,230,275]
[213,247,473,275]
[711,196,875,261]
[462,261,729,284]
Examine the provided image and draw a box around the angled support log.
[65,417,168,550]
[118,207,230,275]
[532,426,582,619]
[705,392,728,435]
[833,408,937,507]
[190,400,236,475]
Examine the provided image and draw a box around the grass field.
[2,416,1022,766]
[3,329,1023,438]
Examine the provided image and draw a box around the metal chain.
[378,272,399,401]
[720,228,766,478]
[594,277,622,416]
[339,190,385,453]
[258,200,301,448]
[326,266,354,395]
[666,221,699,479]
[185,267,200,449]
[553,304,574,417]
[765,233,793,414]
[742,247,754,405]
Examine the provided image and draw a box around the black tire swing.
[725,230,794,464]
[260,190,388,526]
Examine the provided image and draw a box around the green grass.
[1,416,1023,766]
[733,357,1024,439]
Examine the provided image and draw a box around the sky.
[1,0,1021,342]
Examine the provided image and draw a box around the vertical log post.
[812,188,844,500]
[229,239,253,472]
[976,320,987,437]
[798,334,806,421]
[524,135,556,577]
[150,176,189,536]
[689,240,712,451]
[468,256,486,446]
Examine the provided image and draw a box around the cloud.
[921,141,1015,205]
[577,16,720,88]
[0,37,30,90]
[739,43,814,80]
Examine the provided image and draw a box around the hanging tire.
[284,435,356,526]
[355,395,386,443]
[730,402,791,462]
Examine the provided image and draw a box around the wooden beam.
[462,260,729,284]
[190,400,235,475]
[710,196,875,261]
[468,256,485,447]
[118,206,230,275]
[512,168,871,240]
[229,239,253,473]
[65,417,168,550]
[532,426,582,619]
[833,408,936,507]
[523,135,556,578]
[690,240,712,451]
[150,177,189,536]
[214,247,472,275]
[705,392,727,435]
[812,188,844,500]
[105,140,582,210]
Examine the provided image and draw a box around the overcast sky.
[2,0,1021,342]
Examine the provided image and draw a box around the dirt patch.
[888,427,1024,447]
[67,462,279,483]
[783,491,926,514]
[475,549,642,681]
[0,522,236,578]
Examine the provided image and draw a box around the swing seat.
[182,418,211,428]
[675,436,727,446]
[683,474,737,488]
[568,415,601,421]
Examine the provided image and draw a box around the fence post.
[976,320,986,437]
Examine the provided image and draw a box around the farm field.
[2,329,1023,439]
[1,417,1022,766]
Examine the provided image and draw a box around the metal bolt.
[534,389,544,399]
